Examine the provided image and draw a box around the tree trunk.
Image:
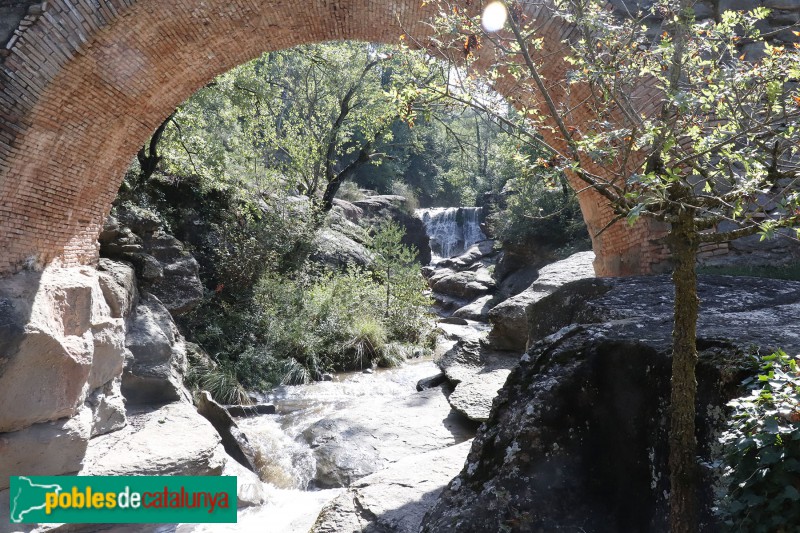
[136,113,174,187]
[667,209,700,533]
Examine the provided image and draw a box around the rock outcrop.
[100,206,203,316]
[122,293,191,404]
[311,228,373,269]
[421,275,800,532]
[0,266,129,490]
[0,255,208,493]
[311,195,432,269]
[486,250,595,352]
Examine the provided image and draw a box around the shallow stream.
[180,360,475,532]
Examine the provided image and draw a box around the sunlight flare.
[482,1,507,32]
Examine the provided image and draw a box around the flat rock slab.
[435,320,489,344]
[447,370,512,422]
[311,440,473,533]
[300,386,474,488]
[80,402,226,477]
[527,274,800,353]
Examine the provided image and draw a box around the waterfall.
[416,207,487,261]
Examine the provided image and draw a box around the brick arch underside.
[0,0,669,277]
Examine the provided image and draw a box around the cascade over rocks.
[420,275,800,532]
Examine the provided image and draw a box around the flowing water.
[416,207,486,261]
[180,360,474,532]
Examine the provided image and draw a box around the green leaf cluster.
[718,350,800,532]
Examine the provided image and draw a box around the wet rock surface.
[420,275,800,533]
[311,440,473,533]
[299,380,474,488]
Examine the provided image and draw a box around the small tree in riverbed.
[370,220,432,343]
[425,0,800,530]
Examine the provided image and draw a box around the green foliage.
[156,41,443,209]
[187,362,251,406]
[183,222,432,393]
[488,140,590,251]
[718,350,800,532]
[370,220,433,343]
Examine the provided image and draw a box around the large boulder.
[310,228,373,269]
[421,275,800,532]
[0,267,127,433]
[311,441,473,533]
[96,258,138,320]
[80,402,226,477]
[487,251,595,352]
[433,240,497,271]
[0,406,92,491]
[221,456,267,508]
[429,268,494,300]
[122,294,191,405]
[452,295,495,321]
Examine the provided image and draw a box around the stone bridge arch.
[0,0,669,277]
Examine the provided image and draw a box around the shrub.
[390,181,421,212]
[190,363,251,405]
[717,349,800,532]
[341,315,387,370]
[370,220,434,343]
[336,181,367,203]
